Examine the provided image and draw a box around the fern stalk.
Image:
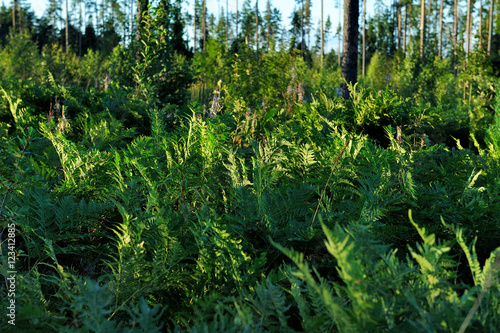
[310,138,351,227]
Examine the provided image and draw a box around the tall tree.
[170,0,189,56]
[263,0,280,49]
[202,0,206,50]
[438,0,443,57]
[337,0,341,66]
[300,0,304,57]
[16,0,20,34]
[321,0,324,66]
[48,0,62,43]
[11,0,16,36]
[304,0,311,48]
[129,0,135,42]
[488,0,495,54]
[79,0,83,55]
[420,0,425,58]
[194,0,197,53]
[340,0,358,99]
[362,0,366,77]
[255,0,259,59]
[266,0,271,47]
[241,0,256,45]
[465,0,472,54]
[290,9,300,44]
[65,0,68,52]
[226,0,228,46]
[403,2,408,55]
[453,0,458,76]
[479,0,483,49]
[396,1,401,50]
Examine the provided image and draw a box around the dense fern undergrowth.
[2,56,500,331]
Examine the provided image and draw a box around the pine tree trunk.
[403,4,408,55]
[66,0,69,52]
[266,0,270,47]
[202,0,206,51]
[340,0,359,99]
[321,0,324,67]
[256,0,259,61]
[338,0,341,67]
[479,0,483,49]
[439,0,444,58]
[17,1,21,34]
[420,0,425,58]
[12,0,15,37]
[397,3,401,51]
[79,2,82,57]
[301,0,305,59]
[226,0,229,47]
[131,0,134,42]
[466,0,472,54]
[488,0,495,54]
[194,0,197,54]
[453,0,458,76]
[362,0,366,77]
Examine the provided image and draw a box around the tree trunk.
[479,0,483,49]
[194,0,197,54]
[397,3,401,50]
[256,0,259,60]
[202,0,206,51]
[488,0,495,54]
[79,2,82,57]
[403,4,408,55]
[438,0,444,58]
[321,0,324,67]
[53,4,57,43]
[95,1,98,36]
[12,0,15,37]
[340,0,359,99]
[226,0,229,47]
[466,0,472,54]
[266,0,270,47]
[337,0,341,67]
[66,0,69,52]
[131,0,134,42]
[453,0,458,76]
[17,1,21,34]
[362,0,366,77]
[301,0,305,59]
[420,0,425,58]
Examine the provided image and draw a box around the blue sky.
[5,0,387,52]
